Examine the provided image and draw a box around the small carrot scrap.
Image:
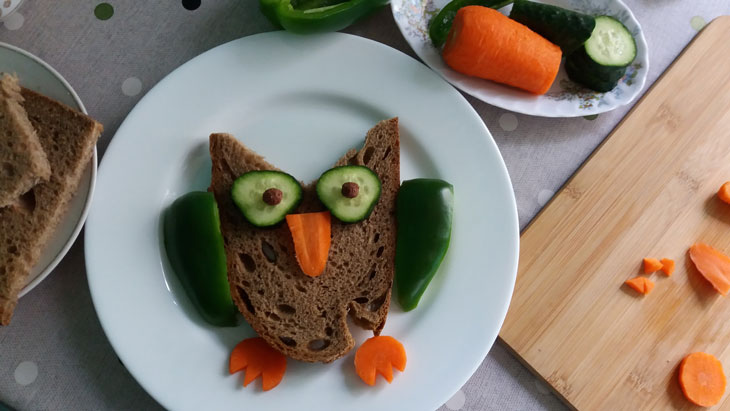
[625,276,654,295]
[441,6,562,95]
[718,182,730,205]
[286,211,331,277]
[679,352,726,407]
[689,243,730,296]
[229,337,287,391]
[643,258,663,274]
[660,258,675,276]
[354,336,407,386]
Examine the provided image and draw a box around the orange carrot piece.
[689,243,730,295]
[354,336,407,386]
[719,182,730,205]
[660,258,675,276]
[442,6,562,95]
[643,257,663,274]
[625,276,654,295]
[679,352,726,407]
[286,211,331,277]
[229,337,287,391]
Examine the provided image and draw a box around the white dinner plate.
[0,42,97,297]
[391,0,650,117]
[85,31,519,411]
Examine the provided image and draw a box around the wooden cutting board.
[500,16,730,410]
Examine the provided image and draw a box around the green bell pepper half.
[395,179,454,311]
[429,0,513,47]
[260,0,389,34]
[163,191,237,326]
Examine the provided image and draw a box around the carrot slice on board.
[660,258,675,276]
[643,258,663,274]
[354,336,407,386]
[679,352,726,407]
[625,277,654,295]
[441,6,562,95]
[286,211,331,277]
[689,243,730,295]
[229,337,287,391]
[718,182,730,205]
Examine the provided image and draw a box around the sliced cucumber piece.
[584,16,636,67]
[316,165,381,223]
[231,170,302,227]
[565,48,627,92]
[509,0,596,54]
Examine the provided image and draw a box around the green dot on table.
[583,114,598,121]
[690,16,706,31]
[95,3,114,20]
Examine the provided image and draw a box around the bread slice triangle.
[0,88,102,325]
[0,74,51,207]
[209,118,399,363]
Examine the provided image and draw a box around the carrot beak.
[285,211,331,277]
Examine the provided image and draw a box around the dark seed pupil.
[263,188,283,205]
[341,182,359,198]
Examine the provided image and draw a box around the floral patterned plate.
[391,0,649,117]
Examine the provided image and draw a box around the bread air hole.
[2,162,13,176]
[363,146,375,165]
[277,304,296,316]
[376,246,385,258]
[18,189,36,213]
[382,146,391,160]
[236,287,255,314]
[369,270,377,280]
[373,233,380,243]
[325,326,333,336]
[279,336,297,347]
[354,297,368,304]
[239,253,256,272]
[295,284,307,293]
[266,312,281,321]
[261,240,277,263]
[368,294,387,312]
[307,339,330,351]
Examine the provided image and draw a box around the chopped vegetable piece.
[660,258,675,277]
[718,182,730,205]
[428,0,513,48]
[689,243,730,295]
[316,165,381,223]
[625,276,654,295]
[441,6,562,95]
[679,352,726,407]
[230,337,287,391]
[286,211,331,277]
[231,170,303,227]
[643,257,663,274]
[509,0,596,54]
[354,336,407,386]
[259,0,389,34]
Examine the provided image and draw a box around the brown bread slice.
[0,74,51,207]
[0,88,103,325]
[209,118,399,363]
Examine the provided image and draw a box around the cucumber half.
[231,170,302,227]
[316,165,381,223]
[584,16,636,67]
[509,0,596,54]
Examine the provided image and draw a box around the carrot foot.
[354,335,406,386]
[229,337,287,391]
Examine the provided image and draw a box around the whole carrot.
[442,6,562,95]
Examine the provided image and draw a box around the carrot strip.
[660,258,675,277]
[625,277,654,295]
[354,336,407,386]
[718,182,730,205]
[679,352,726,406]
[689,243,730,295]
[286,211,331,277]
[643,258,663,274]
[442,6,562,95]
[229,337,287,391]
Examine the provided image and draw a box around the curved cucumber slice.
[231,170,302,227]
[316,165,381,223]
[584,16,636,67]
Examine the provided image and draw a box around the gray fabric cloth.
[0,1,728,410]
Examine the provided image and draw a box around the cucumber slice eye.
[231,170,303,227]
[316,165,382,223]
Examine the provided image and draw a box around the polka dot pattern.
[3,11,23,30]
[121,77,142,96]
[94,3,114,21]
[14,361,38,386]
[444,389,466,410]
[182,0,201,10]
[534,379,551,395]
[537,189,554,207]
[690,16,706,31]
[498,113,518,131]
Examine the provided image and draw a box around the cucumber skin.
[565,47,627,92]
[509,0,595,54]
